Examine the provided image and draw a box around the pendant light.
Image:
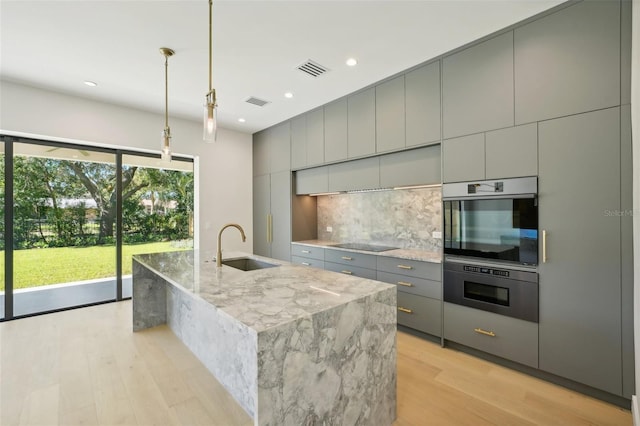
[160,47,175,162]
[203,0,217,142]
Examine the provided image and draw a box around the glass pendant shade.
[161,127,172,162]
[203,91,217,142]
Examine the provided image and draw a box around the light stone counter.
[293,240,442,263]
[132,250,396,426]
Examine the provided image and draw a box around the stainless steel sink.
[221,257,279,271]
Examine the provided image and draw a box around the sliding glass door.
[120,154,193,298]
[12,143,117,316]
[1,138,194,320]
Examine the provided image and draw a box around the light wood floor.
[0,301,631,426]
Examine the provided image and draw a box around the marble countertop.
[133,250,395,333]
[292,240,442,263]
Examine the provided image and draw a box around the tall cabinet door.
[253,174,271,257]
[270,171,291,261]
[538,107,622,395]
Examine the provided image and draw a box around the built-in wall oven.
[442,177,539,322]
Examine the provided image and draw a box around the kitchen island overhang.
[132,250,397,426]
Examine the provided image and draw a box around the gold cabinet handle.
[267,214,273,243]
[341,270,353,275]
[301,262,310,266]
[397,281,414,287]
[542,229,547,263]
[397,264,413,270]
[341,256,353,261]
[474,328,496,337]
[301,250,311,254]
[398,307,413,314]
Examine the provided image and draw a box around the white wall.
[0,80,253,254]
[632,0,640,404]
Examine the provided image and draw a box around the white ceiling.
[1,0,566,135]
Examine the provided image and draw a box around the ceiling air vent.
[296,60,329,78]
[245,96,270,107]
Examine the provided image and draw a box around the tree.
[67,162,147,243]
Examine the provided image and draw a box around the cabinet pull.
[542,229,548,263]
[397,281,414,287]
[397,264,413,270]
[398,307,413,314]
[474,328,496,337]
[341,256,353,261]
[301,262,310,266]
[341,270,353,275]
[301,250,311,254]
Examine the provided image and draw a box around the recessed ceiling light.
[346,58,358,67]
[284,92,294,99]
[84,80,97,87]
[238,118,246,123]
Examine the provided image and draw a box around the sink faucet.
[217,223,247,267]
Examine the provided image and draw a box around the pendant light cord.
[209,0,213,93]
[165,54,169,129]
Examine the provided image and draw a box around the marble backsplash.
[317,187,442,251]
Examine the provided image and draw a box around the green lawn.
[0,241,191,290]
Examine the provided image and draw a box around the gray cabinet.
[291,243,325,269]
[443,302,538,368]
[253,122,291,175]
[443,123,537,183]
[253,122,291,261]
[376,76,405,153]
[377,256,442,336]
[514,0,620,124]
[290,109,324,169]
[306,108,325,166]
[485,123,537,179]
[442,133,484,183]
[290,116,307,170]
[324,249,377,280]
[324,99,348,163]
[252,171,291,262]
[379,145,441,188]
[406,61,441,147]
[348,88,376,158]
[328,157,379,192]
[443,31,514,139]
[295,166,329,195]
[538,107,622,395]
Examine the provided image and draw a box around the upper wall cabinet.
[253,121,291,176]
[442,133,485,183]
[290,108,324,170]
[406,61,441,147]
[443,31,514,139]
[376,76,406,153]
[348,88,376,158]
[485,123,537,179]
[379,145,441,188]
[328,157,379,192]
[514,0,620,124]
[324,99,348,163]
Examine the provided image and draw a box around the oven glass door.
[444,197,538,265]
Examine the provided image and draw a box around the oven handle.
[542,229,547,263]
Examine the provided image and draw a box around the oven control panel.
[463,265,510,277]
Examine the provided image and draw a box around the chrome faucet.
[216,223,247,267]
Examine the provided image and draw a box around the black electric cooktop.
[331,243,398,252]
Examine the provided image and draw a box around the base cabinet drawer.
[377,256,442,281]
[443,302,538,368]
[377,271,441,299]
[324,261,377,280]
[291,256,324,269]
[325,249,377,269]
[397,292,441,337]
[290,244,325,261]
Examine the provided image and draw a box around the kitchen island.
[132,250,397,426]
